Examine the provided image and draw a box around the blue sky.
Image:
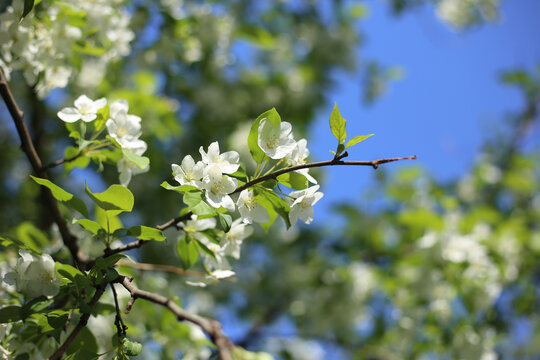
[309,0,540,219]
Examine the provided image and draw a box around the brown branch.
[232,153,417,195]
[0,69,87,267]
[41,152,83,172]
[47,283,107,360]
[119,276,234,360]
[150,153,417,233]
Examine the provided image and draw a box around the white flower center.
[211,180,224,194]
[117,125,128,137]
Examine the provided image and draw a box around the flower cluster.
[57,95,149,186]
[0,0,134,97]
[182,216,253,286]
[172,142,240,211]
[2,251,61,298]
[167,112,324,284]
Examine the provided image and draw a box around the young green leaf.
[22,0,35,19]
[277,172,308,190]
[177,236,199,269]
[75,219,103,235]
[0,306,22,323]
[248,108,281,165]
[30,176,89,217]
[160,181,199,193]
[329,103,347,144]
[344,134,374,150]
[255,189,291,231]
[127,226,165,241]
[218,213,232,233]
[85,184,134,214]
[183,191,217,216]
[122,149,150,170]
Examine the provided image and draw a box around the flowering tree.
[4,0,536,359]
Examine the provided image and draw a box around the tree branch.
[47,283,107,360]
[119,276,234,360]
[41,152,84,172]
[232,153,417,195]
[0,69,87,266]
[149,153,417,233]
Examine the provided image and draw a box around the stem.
[108,153,417,252]
[47,282,108,360]
[232,154,418,195]
[120,276,234,360]
[0,69,87,266]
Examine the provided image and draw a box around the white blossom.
[199,141,240,174]
[57,95,107,123]
[3,250,61,298]
[117,141,149,187]
[285,138,317,184]
[172,155,205,188]
[221,218,253,259]
[202,166,237,211]
[257,118,297,159]
[106,100,142,148]
[236,189,269,224]
[287,185,324,226]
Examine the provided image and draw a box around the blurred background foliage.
[2,0,540,359]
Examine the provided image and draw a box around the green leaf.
[127,226,165,241]
[75,219,103,235]
[255,189,291,231]
[66,327,98,357]
[93,254,126,273]
[122,149,150,170]
[218,213,232,233]
[277,172,308,190]
[248,108,281,165]
[329,103,347,144]
[160,181,199,193]
[194,238,217,260]
[183,192,217,216]
[16,222,48,251]
[0,235,40,254]
[344,134,374,150]
[0,306,22,323]
[64,146,90,174]
[30,176,72,201]
[21,297,53,319]
[22,0,35,19]
[177,236,199,269]
[30,176,89,217]
[95,206,123,233]
[85,184,134,214]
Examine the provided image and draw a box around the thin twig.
[150,153,417,233]
[110,283,127,338]
[47,282,108,360]
[119,276,234,360]
[0,69,87,266]
[232,153,417,195]
[41,152,83,172]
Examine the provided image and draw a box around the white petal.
[57,107,81,122]
[251,204,270,223]
[90,97,107,111]
[80,113,97,122]
[74,95,92,109]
